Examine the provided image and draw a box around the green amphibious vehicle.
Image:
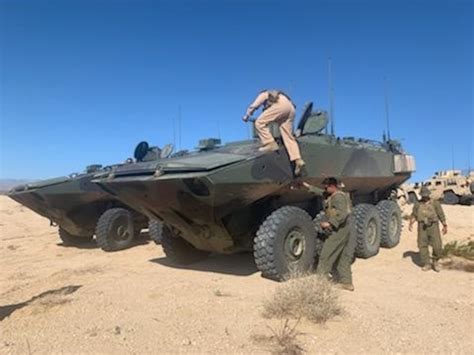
[8,142,172,252]
[95,104,416,280]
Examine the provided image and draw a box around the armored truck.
[399,170,473,206]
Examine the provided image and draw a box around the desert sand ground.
[0,196,473,354]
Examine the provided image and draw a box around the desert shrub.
[442,240,474,261]
[252,319,303,355]
[263,275,342,324]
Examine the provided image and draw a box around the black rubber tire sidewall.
[95,208,135,252]
[58,227,93,246]
[312,211,329,266]
[377,200,402,248]
[408,192,418,204]
[443,191,459,205]
[160,225,210,265]
[254,206,316,281]
[353,204,381,259]
[148,219,163,244]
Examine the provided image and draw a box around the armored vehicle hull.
[95,108,415,279]
[8,142,171,251]
[9,171,149,250]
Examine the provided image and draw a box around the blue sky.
[0,0,472,181]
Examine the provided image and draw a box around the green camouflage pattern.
[95,106,415,254]
[8,143,167,237]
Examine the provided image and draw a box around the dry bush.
[263,275,342,324]
[442,240,474,261]
[252,319,303,355]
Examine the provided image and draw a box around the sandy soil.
[1,196,473,354]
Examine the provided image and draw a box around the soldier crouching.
[409,186,448,272]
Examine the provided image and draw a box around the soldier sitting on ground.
[300,177,355,291]
[242,89,306,176]
[409,186,448,272]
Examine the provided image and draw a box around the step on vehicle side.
[95,103,415,280]
[8,142,172,251]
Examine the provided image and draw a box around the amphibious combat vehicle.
[95,103,416,280]
[8,142,172,251]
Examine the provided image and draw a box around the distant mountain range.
[0,179,34,194]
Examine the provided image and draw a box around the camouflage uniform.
[411,198,446,266]
[309,186,353,285]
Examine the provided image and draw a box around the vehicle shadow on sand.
[403,250,424,267]
[56,232,151,250]
[150,253,259,276]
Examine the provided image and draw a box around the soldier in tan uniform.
[409,186,448,272]
[242,90,306,175]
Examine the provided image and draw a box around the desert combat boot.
[422,264,431,271]
[258,141,279,153]
[294,158,306,176]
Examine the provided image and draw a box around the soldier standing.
[409,186,448,272]
[301,177,355,291]
[242,90,306,175]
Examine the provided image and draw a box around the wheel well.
[65,200,132,236]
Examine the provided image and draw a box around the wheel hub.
[389,213,399,239]
[285,229,306,261]
[367,219,377,245]
[112,216,131,241]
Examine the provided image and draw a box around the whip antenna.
[328,57,335,136]
[172,115,176,148]
[178,105,182,151]
[384,77,392,141]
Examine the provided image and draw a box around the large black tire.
[254,206,317,281]
[443,191,459,205]
[58,227,93,246]
[408,192,418,204]
[376,200,402,248]
[312,212,329,262]
[95,208,136,252]
[149,219,163,244]
[161,225,210,264]
[352,204,381,259]
[459,195,473,206]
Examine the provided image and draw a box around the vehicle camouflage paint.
[8,142,173,251]
[95,103,416,279]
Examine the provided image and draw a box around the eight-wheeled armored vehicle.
[95,103,416,280]
[8,142,172,251]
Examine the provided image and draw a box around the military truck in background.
[424,170,473,205]
[95,103,416,281]
[399,170,473,206]
[8,142,172,252]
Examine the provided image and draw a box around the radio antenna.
[178,105,182,151]
[172,115,176,148]
[384,77,391,141]
[328,57,335,136]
